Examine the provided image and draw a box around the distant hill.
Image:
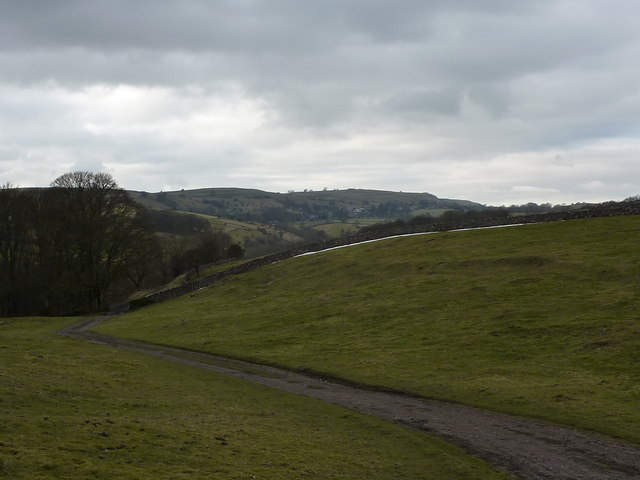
[128,187,484,223]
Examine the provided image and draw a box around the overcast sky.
[1,0,639,205]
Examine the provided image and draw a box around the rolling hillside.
[130,187,487,257]
[97,215,640,445]
[129,187,483,223]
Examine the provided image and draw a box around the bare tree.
[0,184,38,315]
[45,171,158,312]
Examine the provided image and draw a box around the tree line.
[359,207,512,234]
[0,172,242,317]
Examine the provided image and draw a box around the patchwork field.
[97,215,640,445]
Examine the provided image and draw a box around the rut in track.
[60,315,640,480]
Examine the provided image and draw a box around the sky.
[1,0,639,206]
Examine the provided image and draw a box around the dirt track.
[59,315,640,480]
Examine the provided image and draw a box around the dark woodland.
[0,172,240,316]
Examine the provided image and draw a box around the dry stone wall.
[129,201,640,310]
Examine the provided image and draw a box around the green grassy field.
[0,317,510,479]
[96,215,640,445]
[170,211,302,244]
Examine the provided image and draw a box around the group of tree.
[147,209,211,235]
[503,202,588,214]
[145,209,244,278]
[0,172,243,317]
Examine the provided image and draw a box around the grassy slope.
[309,222,359,237]
[0,318,509,480]
[189,212,302,244]
[97,216,640,444]
[155,210,302,245]
[306,219,384,238]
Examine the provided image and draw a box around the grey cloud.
[380,88,462,117]
[1,0,640,204]
[1,1,525,51]
[72,157,106,174]
[4,1,636,112]
[551,155,574,168]
[466,84,511,117]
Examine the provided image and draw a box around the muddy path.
[59,315,640,480]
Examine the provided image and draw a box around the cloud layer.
[1,0,639,204]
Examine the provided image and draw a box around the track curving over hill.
[60,315,640,480]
